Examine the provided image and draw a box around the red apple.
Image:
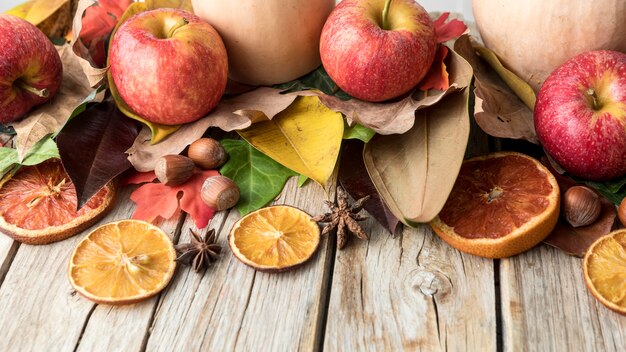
[535,50,626,180]
[109,9,228,125]
[0,15,62,124]
[319,0,436,102]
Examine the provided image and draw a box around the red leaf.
[419,45,450,91]
[434,12,467,43]
[123,171,158,186]
[129,169,219,228]
[80,0,133,67]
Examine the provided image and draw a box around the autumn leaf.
[127,169,219,228]
[0,136,59,180]
[79,0,132,67]
[433,12,468,43]
[220,139,297,216]
[419,45,450,91]
[238,96,344,189]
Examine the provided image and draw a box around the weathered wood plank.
[0,187,181,351]
[145,177,335,351]
[324,219,496,351]
[500,244,626,352]
[0,235,18,287]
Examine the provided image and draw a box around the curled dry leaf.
[364,89,470,226]
[70,0,110,87]
[300,45,472,135]
[9,44,93,161]
[541,158,617,257]
[127,87,298,171]
[6,0,77,38]
[454,35,538,144]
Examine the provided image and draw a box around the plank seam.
[72,304,97,352]
[0,241,19,289]
[494,259,503,352]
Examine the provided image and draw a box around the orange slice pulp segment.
[584,230,626,315]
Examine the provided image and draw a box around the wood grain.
[145,177,335,351]
[324,218,496,351]
[0,235,18,287]
[500,244,626,352]
[0,188,181,351]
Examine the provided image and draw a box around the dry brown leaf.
[454,35,538,144]
[9,44,92,161]
[363,89,470,226]
[70,0,108,88]
[127,88,299,171]
[300,46,472,135]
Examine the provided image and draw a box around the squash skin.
[472,0,626,92]
[192,0,335,85]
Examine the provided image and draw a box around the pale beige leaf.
[10,45,92,161]
[300,47,472,135]
[364,89,470,226]
[127,88,298,171]
[70,0,107,88]
[454,35,538,144]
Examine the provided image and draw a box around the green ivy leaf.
[297,174,309,188]
[577,177,626,205]
[0,137,59,179]
[273,66,353,101]
[220,139,297,216]
[343,123,376,143]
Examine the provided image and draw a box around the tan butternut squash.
[192,0,335,85]
[472,0,626,91]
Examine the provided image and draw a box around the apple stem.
[587,88,601,110]
[167,17,189,38]
[382,0,392,30]
[16,80,49,98]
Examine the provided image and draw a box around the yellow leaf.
[22,0,68,26]
[474,45,537,110]
[5,1,34,19]
[106,1,181,144]
[238,96,344,188]
[146,0,193,11]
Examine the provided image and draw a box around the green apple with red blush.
[109,8,228,125]
[319,0,437,102]
[535,50,626,181]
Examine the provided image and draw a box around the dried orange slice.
[229,205,320,272]
[583,230,626,315]
[68,220,176,305]
[430,152,560,258]
[0,159,115,245]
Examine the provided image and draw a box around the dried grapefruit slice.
[229,205,320,272]
[583,230,626,315]
[68,220,177,305]
[0,159,116,244]
[430,152,560,258]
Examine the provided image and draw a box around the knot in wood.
[413,270,452,297]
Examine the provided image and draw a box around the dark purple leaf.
[57,99,140,208]
[339,140,400,235]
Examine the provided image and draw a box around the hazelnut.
[188,138,227,170]
[618,198,626,227]
[201,175,240,211]
[562,186,601,227]
[155,155,195,186]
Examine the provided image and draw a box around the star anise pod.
[174,229,221,272]
[313,186,370,250]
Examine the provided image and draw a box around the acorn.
[201,175,240,211]
[562,186,601,227]
[188,138,227,170]
[155,155,195,186]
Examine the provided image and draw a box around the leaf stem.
[382,0,393,30]
[167,17,189,38]
[16,80,49,98]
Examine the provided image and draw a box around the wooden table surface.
[1,125,625,352]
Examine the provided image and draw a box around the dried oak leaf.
[125,169,219,228]
[454,35,538,144]
[541,157,617,257]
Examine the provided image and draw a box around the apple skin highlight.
[320,0,436,102]
[109,9,228,125]
[535,50,626,181]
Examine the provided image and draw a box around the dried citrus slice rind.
[583,230,626,315]
[0,159,115,244]
[430,152,560,258]
[229,205,320,272]
[68,220,176,305]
